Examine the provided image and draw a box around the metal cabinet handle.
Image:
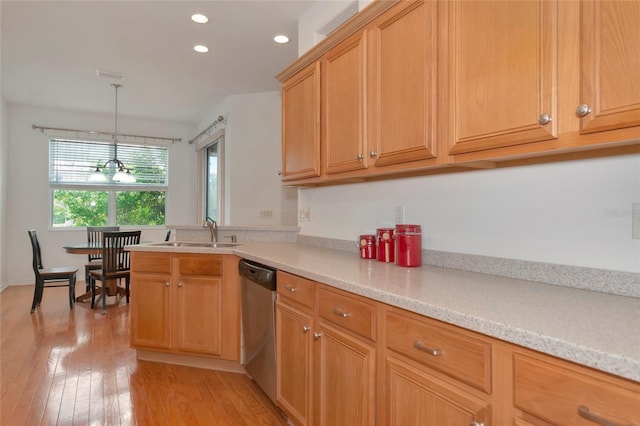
[356,153,364,160]
[538,113,553,125]
[576,103,592,117]
[165,281,170,287]
[369,150,377,158]
[284,285,298,292]
[313,332,323,340]
[413,340,443,356]
[470,422,485,426]
[578,405,635,426]
[332,307,351,318]
[177,282,184,288]
[302,326,311,333]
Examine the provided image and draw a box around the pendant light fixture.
[88,84,136,183]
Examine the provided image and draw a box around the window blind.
[49,139,168,186]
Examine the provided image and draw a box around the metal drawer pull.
[284,285,298,292]
[177,281,183,287]
[165,281,170,287]
[413,340,443,356]
[313,332,323,340]
[470,422,484,426]
[578,405,635,426]
[332,307,351,318]
[302,326,311,333]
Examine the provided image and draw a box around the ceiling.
[1,0,316,125]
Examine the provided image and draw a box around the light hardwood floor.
[1,285,287,426]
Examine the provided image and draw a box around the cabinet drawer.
[277,271,314,309]
[132,252,171,274]
[514,352,640,425]
[318,288,376,341]
[385,310,492,393]
[177,255,222,276]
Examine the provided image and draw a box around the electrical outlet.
[633,203,640,239]
[299,207,312,222]
[259,209,273,219]
[395,206,405,223]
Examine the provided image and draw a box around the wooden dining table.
[63,242,127,303]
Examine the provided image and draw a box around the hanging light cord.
[103,84,128,171]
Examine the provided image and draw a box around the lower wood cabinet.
[276,300,313,425]
[383,307,492,425]
[276,271,639,426]
[276,271,377,426]
[513,350,640,425]
[386,355,489,425]
[130,252,240,361]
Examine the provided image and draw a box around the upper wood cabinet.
[446,0,558,155]
[322,0,439,178]
[367,0,438,168]
[277,0,640,185]
[323,30,367,175]
[281,62,321,181]
[579,1,640,134]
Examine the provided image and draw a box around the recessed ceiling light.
[191,14,208,24]
[273,34,290,44]
[194,45,209,53]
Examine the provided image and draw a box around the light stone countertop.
[129,241,640,382]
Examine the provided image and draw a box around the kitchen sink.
[150,241,240,248]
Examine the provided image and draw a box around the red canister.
[394,224,422,267]
[358,235,377,259]
[376,228,395,263]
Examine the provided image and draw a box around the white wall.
[298,0,359,55]
[0,99,7,291]
[0,2,6,291]
[299,156,640,272]
[196,91,297,226]
[5,104,197,286]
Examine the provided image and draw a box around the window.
[49,138,168,228]
[205,142,219,221]
[197,130,224,223]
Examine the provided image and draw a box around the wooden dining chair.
[28,229,78,313]
[89,230,141,313]
[85,226,120,291]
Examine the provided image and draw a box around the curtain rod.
[189,115,226,145]
[32,124,182,144]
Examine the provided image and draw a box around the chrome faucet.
[204,216,218,242]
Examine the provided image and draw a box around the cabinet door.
[130,273,171,350]
[386,356,489,426]
[316,322,376,426]
[447,0,558,155]
[324,30,367,175]
[513,352,640,426]
[368,0,438,167]
[282,62,321,181]
[276,301,313,426]
[580,1,640,133]
[173,276,222,356]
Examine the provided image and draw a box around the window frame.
[197,129,225,224]
[48,138,169,229]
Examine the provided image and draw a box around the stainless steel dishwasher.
[239,259,278,404]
